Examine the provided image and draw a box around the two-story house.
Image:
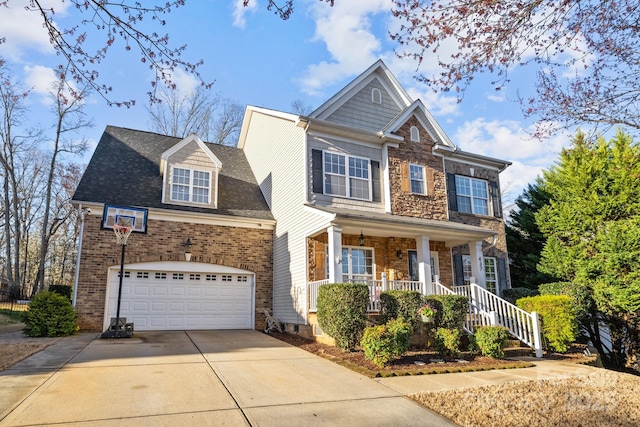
[72,60,523,347]
[239,60,511,338]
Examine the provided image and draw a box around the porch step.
[503,346,535,357]
[505,339,525,348]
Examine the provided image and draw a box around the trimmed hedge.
[539,281,591,320]
[435,327,461,357]
[23,291,78,337]
[429,294,468,330]
[502,287,538,304]
[379,290,422,332]
[317,283,370,351]
[474,326,509,359]
[361,318,411,367]
[516,295,577,353]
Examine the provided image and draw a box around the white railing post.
[381,272,388,292]
[531,311,543,358]
[489,311,498,326]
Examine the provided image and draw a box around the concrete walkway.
[0,331,456,427]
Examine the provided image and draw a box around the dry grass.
[411,370,640,427]
[0,343,52,371]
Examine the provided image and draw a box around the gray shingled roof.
[72,126,273,221]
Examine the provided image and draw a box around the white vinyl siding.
[455,175,489,215]
[241,111,328,324]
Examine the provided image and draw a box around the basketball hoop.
[113,224,133,245]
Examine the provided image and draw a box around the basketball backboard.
[102,205,148,233]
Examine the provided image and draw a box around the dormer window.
[371,88,382,104]
[171,167,211,204]
[410,126,420,142]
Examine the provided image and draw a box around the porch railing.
[434,282,543,358]
[308,276,422,313]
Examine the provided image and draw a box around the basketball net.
[113,224,133,245]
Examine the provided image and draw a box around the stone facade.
[388,117,448,220]
[75,214,273,332]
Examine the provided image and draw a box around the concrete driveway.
[0,330,455,426]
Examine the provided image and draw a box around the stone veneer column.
[415,235,432,294]
[327,225,342,283]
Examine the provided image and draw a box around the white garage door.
[104,262,254,331]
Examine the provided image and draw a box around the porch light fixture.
[184,238,192,262]
[397,250,403,259]
[359,231,365,246]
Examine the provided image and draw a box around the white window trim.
[323,151,372,201]
[409,164,426,195]
[170,165,213,205]
[484,257,498,295]
[341,246,375,282]
[455,175,489,215]
[410,126,420,142]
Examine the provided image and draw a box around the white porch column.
[415,235,432,295]
[469,240,486,288]
[327,225,342,283]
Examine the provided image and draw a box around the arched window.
[410,126,420,142]
[371,88,382,104]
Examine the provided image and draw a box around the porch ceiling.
[305,205,496,247]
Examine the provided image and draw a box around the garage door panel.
[106,269,253,331]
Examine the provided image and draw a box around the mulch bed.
[270,332,551,378]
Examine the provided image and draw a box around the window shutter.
[401,163,410,192]
[453,254,464,286]
[371,160,381,202]
[447,173,458,211]
[426,167,436,195]
[497,258,508,291]
[490,180,502,218]
[312,149,323,194]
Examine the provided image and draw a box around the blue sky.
[0,0,573,209]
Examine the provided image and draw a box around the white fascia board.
[148,207,275,230]
[435,146,512,172]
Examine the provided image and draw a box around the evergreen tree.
[505,179,558,289]
[537,130,640,370]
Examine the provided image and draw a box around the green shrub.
[361,318,412,368]
[502,287,538,304]
[23,292,78,337]
[430,294,468,330]
[516,295,577,353]
[379,290,422,332]
[539,281,591,320]
[48,285,72,301]
[435,327,461,357]
[317,283,370,351]
[474,326,510,359]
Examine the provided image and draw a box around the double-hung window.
[409,164,426,195]
[455,175,489,215]
[341,247,374,282]
[324,152,371,200]
[171,167,211,204]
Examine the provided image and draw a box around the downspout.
[482,235,498,254]
[382,143,392,213]
[72,205,88,307]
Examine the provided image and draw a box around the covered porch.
[305,206,497,313]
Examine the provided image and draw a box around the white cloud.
[296,0,389,95]
[232,0,257,29]
[167,68,200,97]
[0,1,69,62]
[452,117,572,205]
[23,65,58,105]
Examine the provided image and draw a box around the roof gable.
[160,133,222,175]
[309,60,413,132]
[383,100,457,149]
